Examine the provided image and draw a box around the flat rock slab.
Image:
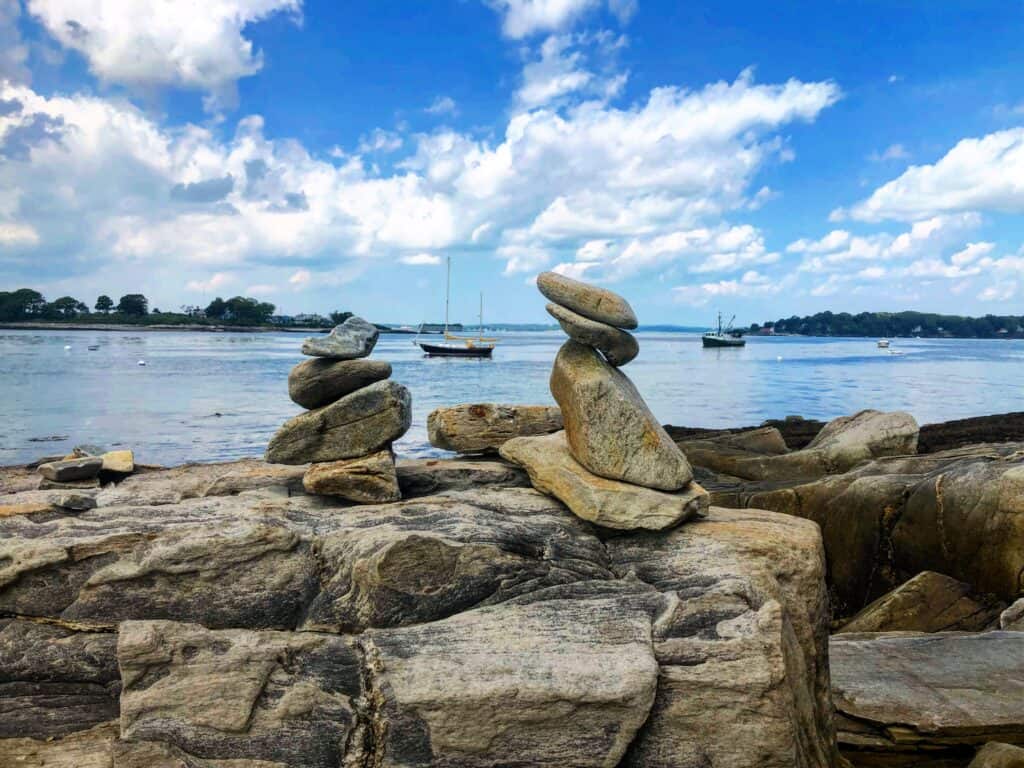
[395,457,529,496]
[301,315,378,358]
[0,721,118,768]
[832,631,1024,762]
[427,402,563,453]
[502,431,707,530]
[265,380,411,464]
[303,448,401,503]
[288,357,391,409]
[551,340,692,490]
[37,457,103,482]
[838,570,1004,634]
[546,302,639,366]
[537,270,638,329]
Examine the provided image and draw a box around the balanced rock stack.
[501,271,708,530]
[265,316,411,503]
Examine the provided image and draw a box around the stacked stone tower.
[265,316,411,503]
[501,272,707,530]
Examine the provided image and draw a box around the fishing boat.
[416,257,498,358]
[702,312,746,348]
[877,339,890,348]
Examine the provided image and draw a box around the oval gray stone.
[37,457,103,482]
[265,380,412,465]
[546,302,639,366]
[301,316,379,359]
[550,340,692,490]
[537,272,638,329]
[288,358,392,410]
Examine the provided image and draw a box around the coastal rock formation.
[537,270,638,329]
[427,403,563,453]
[37,456,103,482]
[395,457,529,496]
[302,447,400,503]
[265,379,412,464]
[1001,599,1024,630]
[970,743,1024,767]
[300,315,379,358]
[0,455,840,767]
[551,340,692,490]
[546,301,639,366]
[837,571,1004,634]
[831,631,1024,766]
[98,449,134,473]
[501,431,708,530]
[288,357,392,409]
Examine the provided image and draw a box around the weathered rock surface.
[537,270,638,329]
[100,449,134,473]
[1001,598,1024,630]
[970,743,1024,767]
[0,454,840,767]
[427,402,563,453]
[395,457,529,496]
[302,448,400,503]
[546,301,639,366]
[300,315,378,358]
[265,380,411,464]
[0,618,120,739]
[551,340,692,490]
[501,431,707,530]
[37,456,103,482]
[288,357,392,409]
[837,571,1004,634]
[831,631,1024,766]
[56,492,97,510]
[808,409,919,466]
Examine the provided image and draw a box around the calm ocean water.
[2,328,1023,466]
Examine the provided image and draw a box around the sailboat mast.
[479,291,483,338]
[444,256,451,335]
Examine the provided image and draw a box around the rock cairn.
[265,315,411,503]
[501,271,708,530]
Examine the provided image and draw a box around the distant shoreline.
[0,322,420,334]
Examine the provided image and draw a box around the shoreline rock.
[302,448,401,503]
[546,302,639,366]
[427,403,563,454]
[537,271,638,329]
[300,315,379,359]
[288,357,392,409]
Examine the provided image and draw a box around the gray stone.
[427,403,563,453]
[831,631,1024,765]
[550,340,692,490]
[1000,598,1024,630]
[501,431,707,530]
[970,742,1024,767]
[38,476,100,490]
[288,357,391,409]
[55,492,97,511]
[37,457,103,482]
[302,448,401,503]
[546,301,639,366]
[396,457,529,496]
[537,270,638,329]
[300,315,378,358]
[265,380,411,464]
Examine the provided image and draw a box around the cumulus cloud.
[978,281,1017,302]
[515,32,625,109]
[843,128,1024,222]
[0,221,39,245]
[425,96,457,115]
[186,272,235,292]
[25,0,301,107]
[400,252,442,265]
[673,270,789,306]
[0,0,30,84]
[487,0,606,38]
[868,143,909,162]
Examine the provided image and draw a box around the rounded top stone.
[301,316,379,359]
[537,272,638,330]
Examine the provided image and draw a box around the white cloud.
[844,128,1024,222]
[425,96,457,115]
[487,0,604,38]
[186,272,234,292]
[868,143,909,162]
[246,283,276,296]
[0,0,30,84]
[0,221,40,245]
[25,0,301,107]
[514,32,625,109]
[978,281,1017,302]
[400,252,442,265]
[673,270,788,306]
[358,128,403,154]
[786,229,850,253]
[288,269,312,288]
[951,241,994,266]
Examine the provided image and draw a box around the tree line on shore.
[0,288,353,328]
[751,311,1024,339]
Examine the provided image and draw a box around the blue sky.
[2,0,1024,324]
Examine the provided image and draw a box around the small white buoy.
[137,360,147,366]
[64,345,71,350]
[776,355,783,362]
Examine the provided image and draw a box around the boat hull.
[417,342,494,358]
[702,335,746,348]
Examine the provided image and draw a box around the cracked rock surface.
[0,455,840,767]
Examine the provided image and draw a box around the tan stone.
[427,403,563,453]
[0,501,54,518]
[501,431,707,530]
[837,571,1003,634]
[0,722,117,768]
[550,340,692,490]
[302,449,401,503]
[546,302,639,366]
[970,742,1024,767]
[537,270,638,329]
[100,449,134,473]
